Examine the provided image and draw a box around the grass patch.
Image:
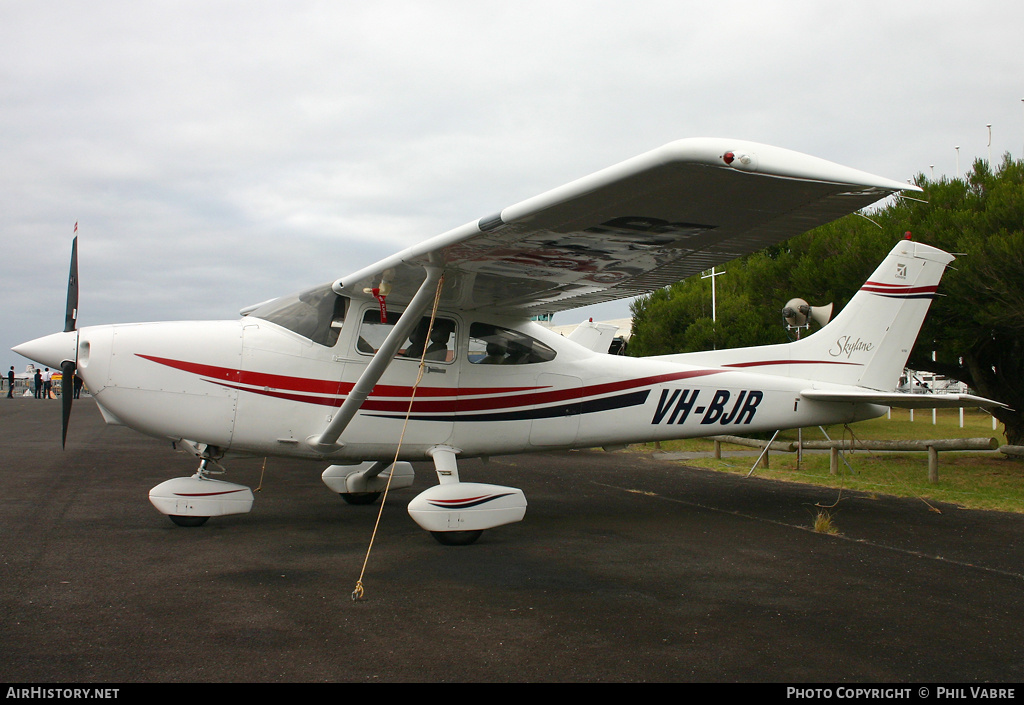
[639,408,1024,514]
[813,511,840,535]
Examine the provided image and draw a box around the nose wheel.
[167,458,217,526]
[169,514,209,527]
[149,453,254,526]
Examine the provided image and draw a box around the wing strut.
[307,265,443,454]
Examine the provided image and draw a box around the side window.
[468,323,557,365]
[357,309,457,363]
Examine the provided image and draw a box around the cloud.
[3,1,1024,366]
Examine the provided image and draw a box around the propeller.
[61,233,79,448]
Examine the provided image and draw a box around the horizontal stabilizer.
[801,389,1006,409]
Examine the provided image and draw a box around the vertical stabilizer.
[792,240,952,390]
[659,240,954,391]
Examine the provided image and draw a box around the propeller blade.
[64,235,78,333]
[61,232,80,448]
[61,360,75,449]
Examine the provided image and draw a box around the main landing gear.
[405,446,527,546]
[322,460,416,504]
[323,449,528,545]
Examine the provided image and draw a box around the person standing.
[6,366,13,398]
[34,368,42,399]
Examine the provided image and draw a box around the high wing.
[334,138,918,314]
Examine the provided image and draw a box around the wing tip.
[657,137,916,193]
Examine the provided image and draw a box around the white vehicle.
[13,138,1000,544]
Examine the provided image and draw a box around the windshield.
[250,284,349,347]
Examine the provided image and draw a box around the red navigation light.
[723,151,735,165]
[905,231,912,240]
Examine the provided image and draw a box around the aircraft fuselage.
[71,299,882,464]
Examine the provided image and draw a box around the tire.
[169,515,209,527]
[431,530,483,546]
[341,492,382,505]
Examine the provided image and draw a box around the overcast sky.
[3,1,1023,373]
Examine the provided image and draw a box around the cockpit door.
[344,305,460,447]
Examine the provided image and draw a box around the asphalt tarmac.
[2,396,1023,684]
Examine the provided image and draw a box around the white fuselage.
[72,298,882,464]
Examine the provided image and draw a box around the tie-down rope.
[352,273,445,601]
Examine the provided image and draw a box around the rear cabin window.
[250,285,349,347]
[357,309,457,363]
[468,323,556,365]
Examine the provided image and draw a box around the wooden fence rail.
[708,436,1000,484]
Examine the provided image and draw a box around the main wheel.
[341,492,382,505]
[169,515,209,527]
[431,530,483,546]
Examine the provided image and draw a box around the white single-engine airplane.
[14,138,1001,544]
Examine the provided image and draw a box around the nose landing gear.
[149,451,254,527]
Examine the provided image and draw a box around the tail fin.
[662,240,954,391]
[786,240,952,389]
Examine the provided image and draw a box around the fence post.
[927,445,939,484]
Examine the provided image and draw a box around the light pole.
[955,146,960,178]
[987,124,992,166]
[702,267,725,350]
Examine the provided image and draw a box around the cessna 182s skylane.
[14,138,1001,545]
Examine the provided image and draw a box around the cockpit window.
[468,323,556,365]
[250,284,349,347]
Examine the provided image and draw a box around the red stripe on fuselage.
[136,354,723,414]
[722,359,861,369]
[216,369,723,413]
[136,354,544,398]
